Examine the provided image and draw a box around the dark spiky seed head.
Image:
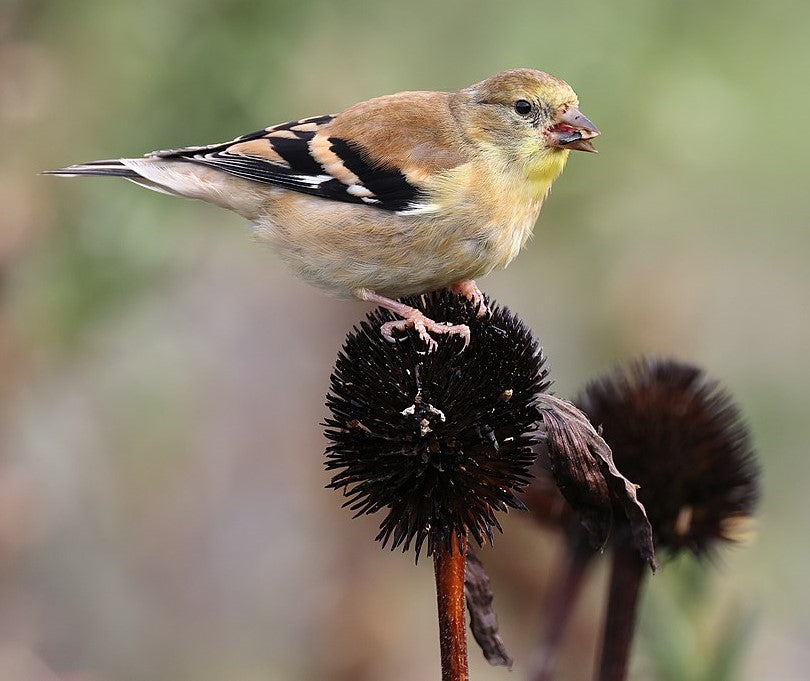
[324,292,550,559]
[576,357,761,557]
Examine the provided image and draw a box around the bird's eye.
[514,99,532,116]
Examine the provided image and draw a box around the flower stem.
[596,542,646,681]
[434,533,469,681]
[529,534,594,681]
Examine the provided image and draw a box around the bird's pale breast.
[253,160,548,298]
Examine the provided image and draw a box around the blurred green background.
[1,1,808,679]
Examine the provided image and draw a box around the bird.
[44,68,599,350]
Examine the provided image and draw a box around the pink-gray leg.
[449,279,488,317]
[355,288,471,352]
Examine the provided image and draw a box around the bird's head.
[453,69,600,179]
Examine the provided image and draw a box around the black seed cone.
[324,291,550,559]
[576,357,761,557]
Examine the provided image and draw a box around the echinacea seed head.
[324,291,550,559]
[576,357,761,557]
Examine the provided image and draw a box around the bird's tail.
[42,159,141,179]
[42,159,183,196]
[43,156,264,217]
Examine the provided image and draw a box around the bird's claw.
[380,312,470,352]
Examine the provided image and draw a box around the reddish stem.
[434,533,469,681]
[596,542,647,681]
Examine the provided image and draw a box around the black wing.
[150,115,426,214]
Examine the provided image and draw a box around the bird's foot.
[449,279,488,317]
[380,311,470,352]
[354,288,470,352]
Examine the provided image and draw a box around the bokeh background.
[1,1,808,679]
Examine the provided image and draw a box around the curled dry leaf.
[535,394,657,570]
[464,550,513,668]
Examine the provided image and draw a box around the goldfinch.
[45,68,599,350]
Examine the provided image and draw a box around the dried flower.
[576,357,760,557]
[324,291,551,681]
[527,356,761,681]
[324,291,549,558]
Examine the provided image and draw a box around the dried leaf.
[536,395,657,570]
[464,550,513,668]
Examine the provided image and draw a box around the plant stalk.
[529,533,594,681]
[596,542,646,681]
[434,533,469,681]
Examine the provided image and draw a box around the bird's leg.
[449,279,488,317]
[355,289,471,352]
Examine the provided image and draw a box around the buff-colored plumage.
[45,69,599,348]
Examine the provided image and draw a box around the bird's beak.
[548,107,601,153]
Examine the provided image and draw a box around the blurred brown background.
[0,1,807,679]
